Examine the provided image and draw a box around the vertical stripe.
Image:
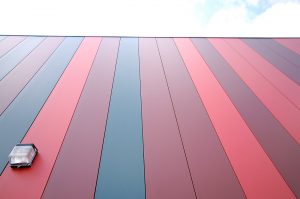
[192,38,300,198]
[260,39,300,69]
[0,37,101,199]
[0,37,45,80]
[140,38,196,199]
[274,39,300,56]
[243,39,300,85]
[0,37,82,174]
[175,38,296,199]
[156,38,245,199]
[0,36,26,58]
[94,38,145,199]
[209,38,300,145]
[42,38,119,199]
[0,37,64,115]
[224,39,300,109]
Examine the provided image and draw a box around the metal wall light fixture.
[8,144,38,168]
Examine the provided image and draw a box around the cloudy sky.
[1,0,300,37]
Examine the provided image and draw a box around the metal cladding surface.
[0,37,83,174]
[156,38,245,199]
[42,37,119,199]
[209,38,300,144]
[275,38,300,55]
[175,38,296,199]
[223,39,300,109]
[0,36,26,58]
[139,38,195,199]
[94,38,145,199]
[243,38,300,85]
[192,38,300,197]
[0,36,299,199]
[259,39,300,69]
[0,37,100,198]
[0,37,64,114]
[0,37,45,80]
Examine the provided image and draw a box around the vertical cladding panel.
[156,38,245,199]
[0,37,83,174]
[175,38,296,199]
[140,38,196,199]
[274,39,300,56]
[0,37,45,80]
[209,38,300,145]
[192,38,300,198]
[0,36,298,199]
[260,39,300,69]
[0,36,26,58]
[42,37,119,199]
[243,39,300,85]
[94,38,145,199]
[0,37,101,199]
[0,37,65,114]
[224,39,300,109]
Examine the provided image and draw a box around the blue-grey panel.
[95,38,145,199]
[0,37,83,174]
[0,36,6,42]
[0,37,45,80]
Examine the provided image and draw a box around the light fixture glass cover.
[8,144,38,168]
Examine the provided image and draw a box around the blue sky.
[197,0,271,23]
[1,0,300,36]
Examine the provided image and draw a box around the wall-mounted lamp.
[8,144,38,168]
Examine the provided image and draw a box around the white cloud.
[0,0,201,36]
[202,6,249,36]
[249,2,300,37]
[201,1,300,37]
[0,0,299,37]
[246,0,260,6]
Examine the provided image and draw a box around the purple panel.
[157,38,245,199]
[42,38,119,199]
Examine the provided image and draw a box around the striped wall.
[0,36,299,199]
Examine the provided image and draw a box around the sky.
[0,0,300,37]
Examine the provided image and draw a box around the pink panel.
[225,39,300,109]
[0,37,101,199]
[139,38,196,199]
[209,38,300,145]
[0,37,64,114]
[274,39,300,55]
[42,38,119,199]
[175,38,296,199]
[156,38,245,199]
